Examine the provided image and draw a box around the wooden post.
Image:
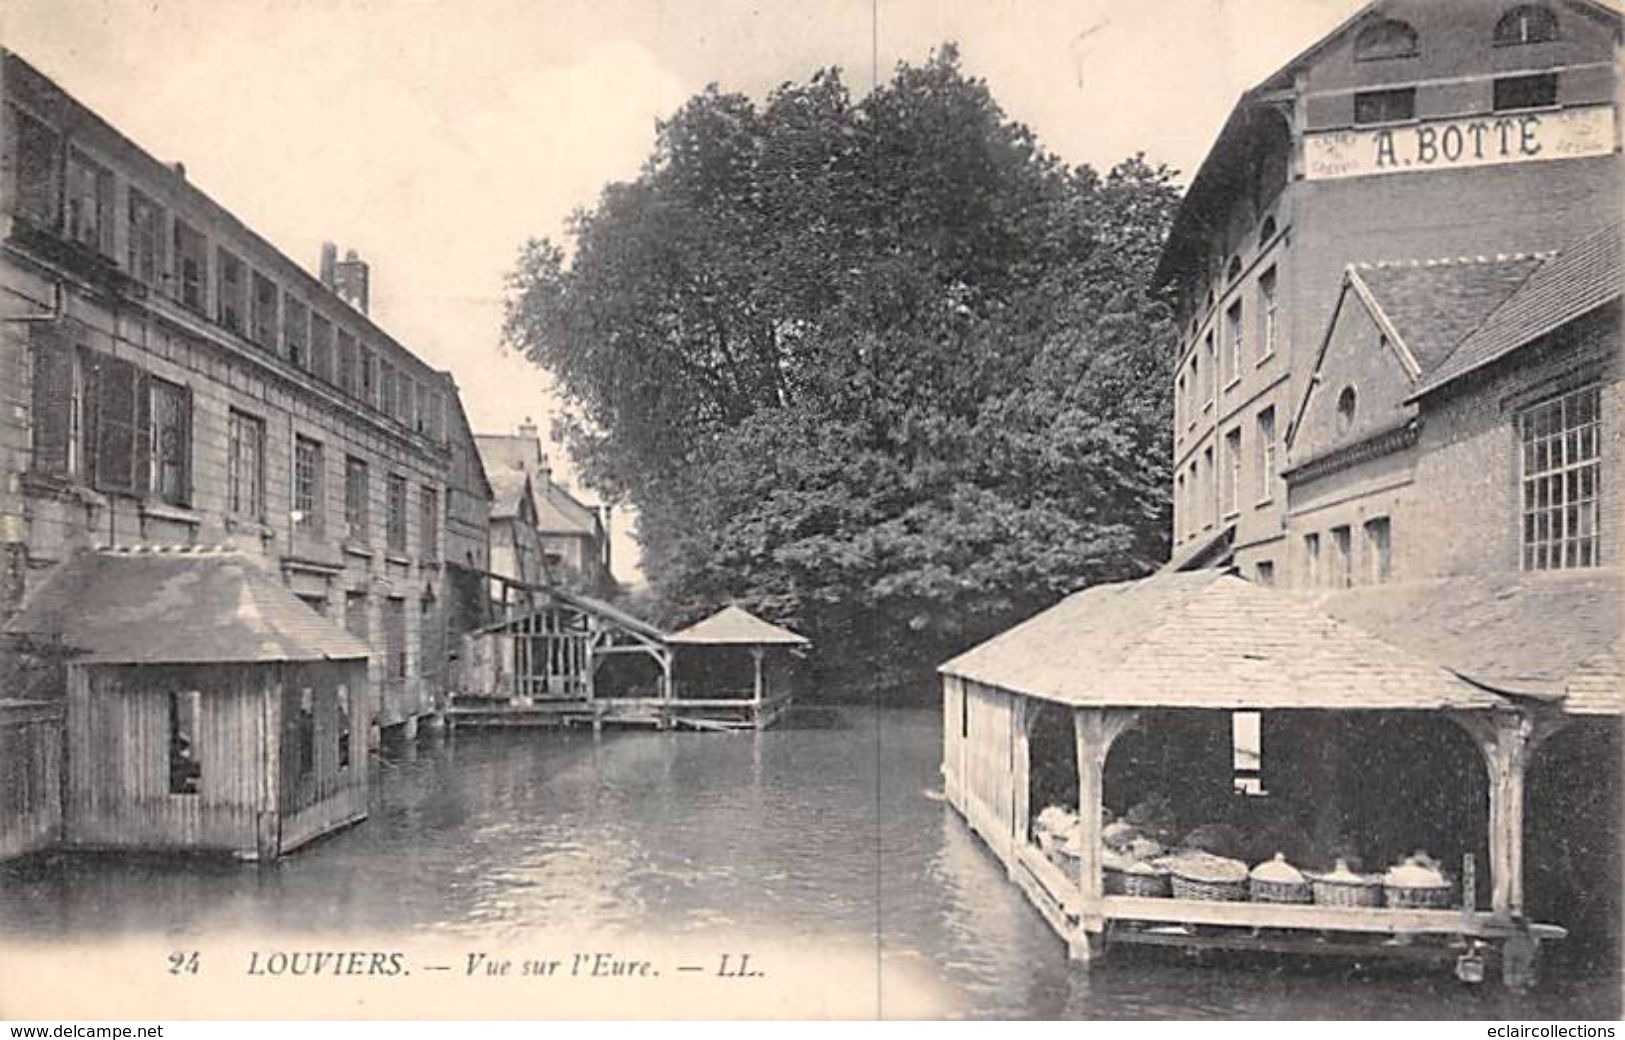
[751,646,765,705]
[1070,707,1139,964]
[1011,696,1031,870]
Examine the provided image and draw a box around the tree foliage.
[505,45,1180,699]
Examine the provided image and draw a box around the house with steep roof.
[475,423,614,595]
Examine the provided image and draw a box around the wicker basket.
[1311,876,1384,908]
[1249,877,1313,904]
[1106,867,1171,898]
[1383,883,1453,910]
[1170,874,1248,902]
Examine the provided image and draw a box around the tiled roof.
[535,482,601,538]
[1316,568,1623,715]
[1352,254,1548,375]
[3,548,370,665]
[1413,223,1623,398]
[939,571,1503,711]
[487,468,531,520]
[667,605,810,647]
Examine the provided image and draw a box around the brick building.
[1158,0,1619,582]
[0,50,489,736]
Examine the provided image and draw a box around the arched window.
[1226,255,1243,283]
[1495,5,1558,45]
[1336,386,1358,434]
[1354,17,1419,61]
[1258,216,1278,248]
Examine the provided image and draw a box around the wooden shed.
[667,606,809,730]
[0,699,62,861]
[2,548,373,860]
[939,569,1583,986]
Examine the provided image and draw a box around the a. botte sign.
[1304,103,1617,180]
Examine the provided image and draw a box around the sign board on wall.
[1304,104,1617,180]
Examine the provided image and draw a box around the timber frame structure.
[938,572,1599,988]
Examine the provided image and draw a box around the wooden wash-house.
[938,570,1603,985]
[666,606,809,730]
[2,547,373,859]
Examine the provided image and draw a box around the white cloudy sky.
[2,0,1365,582]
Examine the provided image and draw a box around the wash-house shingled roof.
[939,570,1506,711]
[666,606,810,647]
[2,549,371,665]
[1316,568,1624,715]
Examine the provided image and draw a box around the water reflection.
[0,707,1617,1019]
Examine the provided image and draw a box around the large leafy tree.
[505,46,1179,699]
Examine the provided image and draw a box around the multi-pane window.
[345,456,370,542]
[216,249,247,335]
[1201,445,1215,528]
[1520,385,1600,570]
[65,149,112,255]
[1258,267,1278,359]
[1225,300,1243,386]
[345,591,370,643]
[1331,526,1352,588]
[284,295,309,368]
[404,377,418,431]
[1365,516,1392,584]
[310,313,334,383]
[1353,18,1419,60]
[167,689,202,795]
[1224,428,1242,516]
[1494,73,1558,112]
[172,221,207,312]
[127,190,164,286]
[1495,5,1559,46]
[12,107,60,228]
[294,436,324,535]
[227,410,266,521]
[386,474,408,554]
[149,377,190,507]
[1255,407,1276,503]
[361,350,377,406]
[420,486,439,562]
[336,330,357,395]
[1354,88,1416,125]
[384,597,408,681]
[1204,332,1217,405]
[251,271,278,349]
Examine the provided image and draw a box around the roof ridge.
[1352,251,1554,271]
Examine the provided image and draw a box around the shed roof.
[666,605,810,647]
[939,570,1505,711]
[3,548,371,665]
[475,586,665,643]
[1316,568,1623,715]
[1412,222,1623,398]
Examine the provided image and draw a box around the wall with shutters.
[2,57,473,729]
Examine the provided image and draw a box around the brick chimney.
[318,242,370,316]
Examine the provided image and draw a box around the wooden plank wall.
[955,680,1019,870]
[65,664,266,856]
[277,661,369,854]
[0,701,62,860]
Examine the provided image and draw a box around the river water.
[0,706,1618,1019]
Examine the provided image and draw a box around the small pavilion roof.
[940,570,1505,712]
[666,606,810,647]
[3,548,370,665]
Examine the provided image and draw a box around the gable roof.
[536,481,602,538]
[939,570,1504,711]
[1412,222,1623,399]
[1316,568,1623,714]
[3,549,370,665]
[487,468,534,521]
[666,605,810,647]
[1352,254,1550,375]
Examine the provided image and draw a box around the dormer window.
[1353,18,1419,61]
[1258,217,1277,248]
[1495,5,1558,46]
[1336,386,1358,434]
[1226,256,1243,283]
[1354,87,1416,126]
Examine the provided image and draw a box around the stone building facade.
[0,50,488,732]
